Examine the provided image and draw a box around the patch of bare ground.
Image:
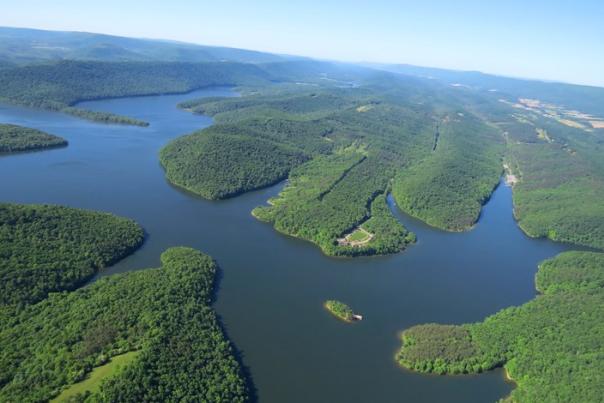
[337,227,374,247]
[589,121,604,129]
[557,119,585,129]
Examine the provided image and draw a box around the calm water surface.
[0,89,573,403]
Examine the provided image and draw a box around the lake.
[0,88,573,403]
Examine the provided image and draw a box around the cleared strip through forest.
[432,124,440,151]
[317,155,367,201]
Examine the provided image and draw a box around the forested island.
[324,300,360,322]
[0,203,144,305]
[0,247,249,402]
[0,123,67,153]
[396,251,604,402]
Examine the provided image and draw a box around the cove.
[0,89,573,402]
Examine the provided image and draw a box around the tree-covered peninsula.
[163,76,503,256]
[396,251,604,402]
[0,60,271,126]
[0,247,249,402]
[164,65,604,256]
[0,123,67,153]
[0,203,144,305]
[391,113,504,231]
[160,127,308,199]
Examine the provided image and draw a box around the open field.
[52,351,140,402]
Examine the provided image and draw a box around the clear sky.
[1,0,603,86]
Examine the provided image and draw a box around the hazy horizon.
[1,0,603,87]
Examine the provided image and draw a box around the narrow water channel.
[0,89,573,402]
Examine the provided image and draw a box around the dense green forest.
[0,60,271,108]
[253,151,415,256]
[0,58,370,127]
[508,126,604,250]
[1,28,602,254]
[0,203,144,305]
[391,113,504,231]
[150,59,604,254]
[0,60,272,125]
[167,79,503,255]
[0,247,249,402]
[2,53,596,256]
[160,128,308,199]
[0,123,67,153]
[460,89,604,250]
[3,25,604,403]
[396,251,604,402]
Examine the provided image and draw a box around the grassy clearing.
[52,351,139,402]
[356,104,374,112]
[347,228,370,242]
[535,128,552,142]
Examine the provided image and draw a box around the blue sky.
[1,0,603,86]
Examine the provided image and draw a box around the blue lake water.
[0,88,573,402]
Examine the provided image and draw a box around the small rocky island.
[324,300,363,323]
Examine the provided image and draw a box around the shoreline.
[73,85,238,108]
[504,367,515,383]
[0,86,238,128]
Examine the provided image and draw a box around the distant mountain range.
[1,26,603,117]
[0,26,300,64]
[368,63,604,117]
